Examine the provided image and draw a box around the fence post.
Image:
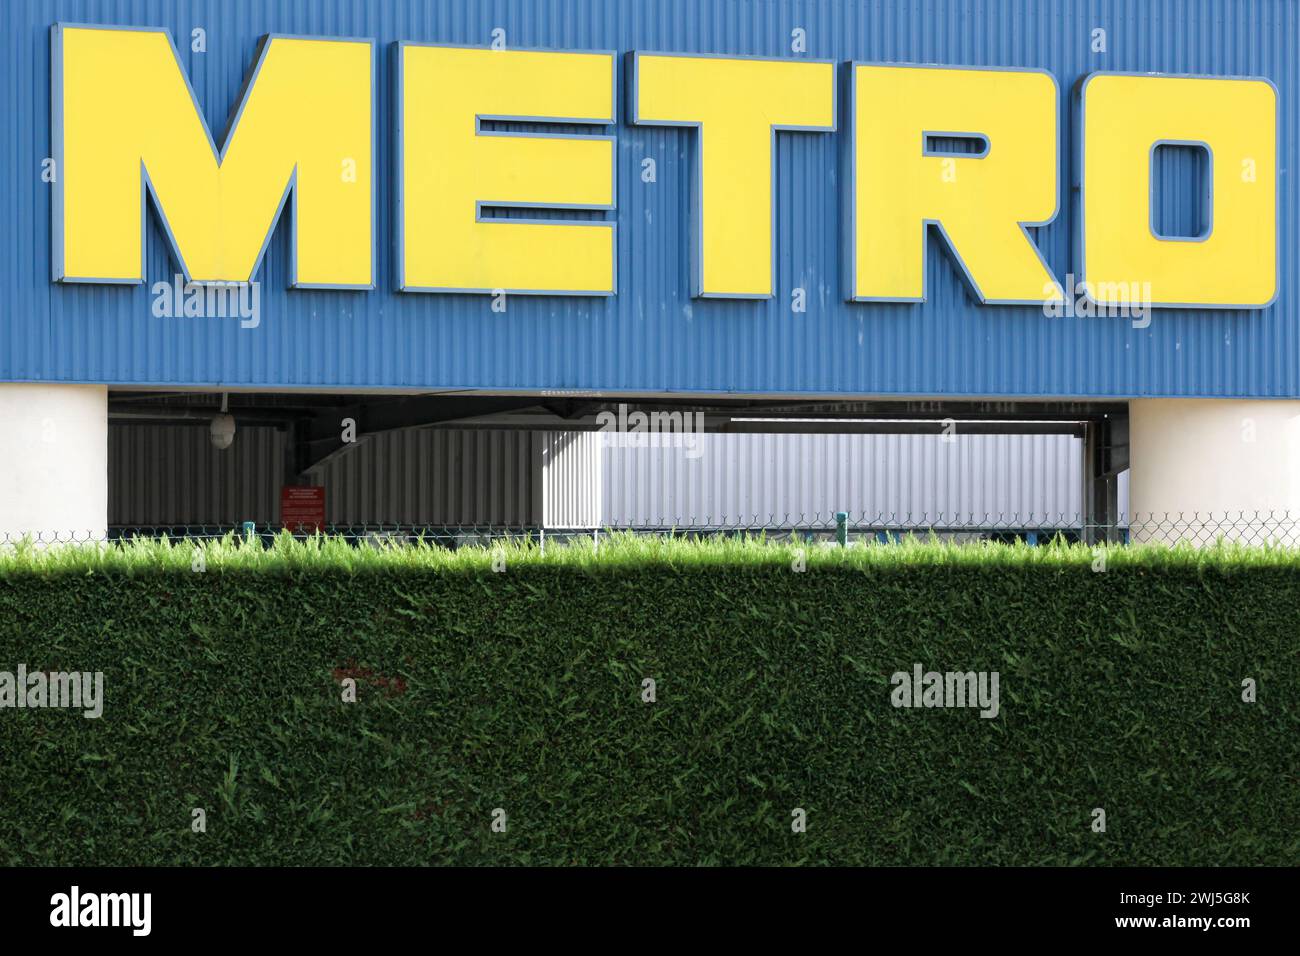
[835,511,848,547]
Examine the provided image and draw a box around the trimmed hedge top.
[4,530,1300,575]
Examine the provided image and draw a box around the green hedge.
[0,535,1296,865]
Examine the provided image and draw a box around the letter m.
[52,25,373,287]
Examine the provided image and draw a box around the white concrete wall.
[1129,398,1300,542]
[0,384,108,542]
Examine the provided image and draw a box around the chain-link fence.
[6,511,1300,548]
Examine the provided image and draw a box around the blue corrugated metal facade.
[2,0,1294,398]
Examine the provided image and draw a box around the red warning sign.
[281,486,326,531]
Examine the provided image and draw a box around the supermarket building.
[0,0,1295,540]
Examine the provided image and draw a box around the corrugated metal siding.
[109,423,1126,529]
[110,423,541,527]
[539,431,604,528]
[109,422,285,526]
[601,433,1085,528]
[3,1,1295,398]
[306,428,538,526]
